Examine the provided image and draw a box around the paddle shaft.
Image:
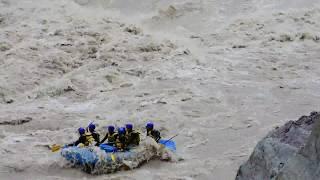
[162,134,178,145]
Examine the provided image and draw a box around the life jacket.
[115,134,126,150]
[84,132,95,146]
[107,132,118,144]
[126,130,140,145]
[91,131,100,143]
[147,129,161,142]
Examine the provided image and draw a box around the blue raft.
[61,139,176,174]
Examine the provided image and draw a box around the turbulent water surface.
[0,0,320,179]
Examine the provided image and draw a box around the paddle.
[51,144,62,152]
[111,153,116,162]
[158,134,178,151]
[162,134,179,145]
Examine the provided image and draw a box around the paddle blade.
[111,154,116,162]
[51,144,61,152]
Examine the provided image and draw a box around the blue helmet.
[108,125,115,133]
[125,123,133,130]
[88,123,96,132]
[118,127,126,135]
[78,127,85,135]
[146,122,154,129]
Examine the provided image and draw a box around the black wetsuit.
[100,132,118,145]
[126,130,140,146]
[116,134,127,151]
[68,135,86,146]
[147,129,161,142]
[91,131,100,146]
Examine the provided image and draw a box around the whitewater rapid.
[0,0,319,179]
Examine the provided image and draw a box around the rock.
[236,112,320,180]
[276,114,320,180]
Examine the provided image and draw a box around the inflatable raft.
[61,139,176,174]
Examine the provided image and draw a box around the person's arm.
[109,134,118,145]
[155,130,161,142]
[67,142,74,146]
[118,136,126,150]
[94,133,100,146]
[133,132,140,145]
[67,136,82,146]
[100,133,108,144]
